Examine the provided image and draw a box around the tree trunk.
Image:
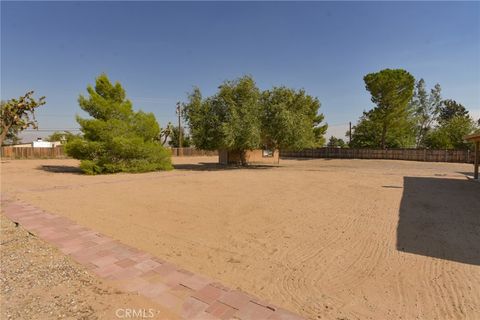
[0,125,10,146]
[161,132,169,145]
[381,123,387,149]
[239,150,248,166]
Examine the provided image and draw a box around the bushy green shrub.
[66,74,173,174]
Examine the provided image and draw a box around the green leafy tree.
[216,76,263,161]
[47,131,81,144]
[424,116,477,150]
[350,107,416,148]
[260,87,327,150]
[350,111,380,148]
[438,99,469,123]
[168,126,191,148]
[327,136,346,148]
[363,69,415,149]
[65,74,172,174]
[410,79,442,147]
[183,76,327,165]
[0,92,45,146]
[312,112,328,147]
[183,88,223,151]
[184,76,262,164]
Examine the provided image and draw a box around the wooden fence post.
[475,142,479,179]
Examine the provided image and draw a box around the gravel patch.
[0,214,173,320]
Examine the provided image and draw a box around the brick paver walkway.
[1,197,303,320]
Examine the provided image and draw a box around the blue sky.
[2,1,479,141]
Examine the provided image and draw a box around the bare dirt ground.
[0,214,176,320]
[1,156,479,320]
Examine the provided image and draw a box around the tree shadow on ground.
[397,176,480,266]
[280,157,334,161]
[456,171,476,178]
[173,162,278,171]
[37,165,83,174]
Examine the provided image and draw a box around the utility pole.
[176,102,182,156]
[349,121,352,145]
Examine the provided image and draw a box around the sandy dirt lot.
[1,157,479,320]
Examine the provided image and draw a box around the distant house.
[12,138,62,148]
[32,138,62,148]
[11,143,32,148]
[219,149,280,165]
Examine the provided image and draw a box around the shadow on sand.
[173,162,278,171]
[280,157,334,161]
[456,171,477,178]
[397,176,480,266]
[37,165,83,174]
[36,163,277,174]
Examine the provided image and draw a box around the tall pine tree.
[351,69,415,149]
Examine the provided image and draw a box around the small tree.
[424,116,477,150]
[350,107,416,148]
[0,101,22,145]
[350,110,380,148]
[422,98,478,150]
[182,88,222,151]
[410,79,442,147]
[438,99,469,123]
[168,126,191,148]
[65,74,172,174]
[160,122,174,145]
[0,92,45,146]
[327,136,346,148]
[47,131,81,144]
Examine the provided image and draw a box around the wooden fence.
[1,146,218,159]
[4,146,471,163]
[280,148,475,163]
[1,146,67,159]
[170,148,218,157]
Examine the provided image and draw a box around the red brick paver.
[1,196,305,320]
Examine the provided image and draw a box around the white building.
[31,138,62,148]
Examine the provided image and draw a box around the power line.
[23,128,81,132]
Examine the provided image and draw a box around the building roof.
[464,133,480,142]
